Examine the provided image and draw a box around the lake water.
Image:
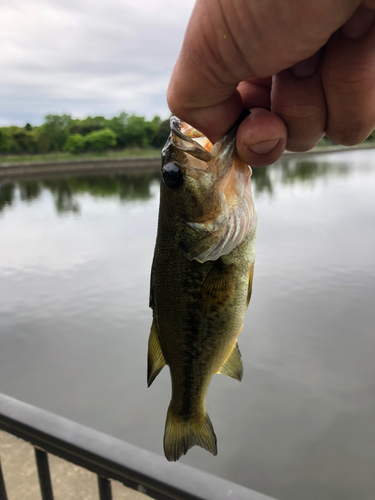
[0,150,375,500]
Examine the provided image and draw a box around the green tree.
[152,118,170,148]
[365,129,375,142]
[35,114,71,153]
[0,112,170,156]
[34,127,51,154]
[0,126,37,153]
[84,128,117,151]
[69,116,107,136]
[0,128,9,153]
[63,134,85,154]
[107,112,129,148]
[121,114,155,148]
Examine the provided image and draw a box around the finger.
[271,52,326,152]
[323,14,375,144]
[362,0,375,9]
[168,0,362,143]
[167,0,242,144]
[168,81,243,144]
[236,108,287,167]
[238,78,272,109]
[342,4,375,37]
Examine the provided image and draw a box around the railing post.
[97,476,113,500]
[0,456,8,500]
[34,448,54,500]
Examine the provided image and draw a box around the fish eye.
[162,163,184,189]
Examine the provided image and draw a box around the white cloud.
[0,0,195,125]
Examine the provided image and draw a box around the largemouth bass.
[148,113,257,461]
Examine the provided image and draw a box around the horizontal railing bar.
[0,392,277,500]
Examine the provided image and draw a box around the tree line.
[1,112,375,156]
[0,112,171,155]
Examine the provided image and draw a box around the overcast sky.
[0,0,195,126]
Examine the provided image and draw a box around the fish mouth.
[167,116,252,189]
[165,117,213,165]
[166,116,247,177]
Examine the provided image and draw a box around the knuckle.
[274,101,324,125]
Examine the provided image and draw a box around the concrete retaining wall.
[0,157,161,181]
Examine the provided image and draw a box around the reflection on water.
[0,150,375,500]
[0,183,15,212]
[0,157,350,214]
[0,171,160,215]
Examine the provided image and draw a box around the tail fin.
[163,404,217,461]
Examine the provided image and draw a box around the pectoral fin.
[201,260,235,314]
[217,341,243,381]
[147,319,166,387]
[178,220,220,263]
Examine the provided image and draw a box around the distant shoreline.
[0,143,374,182]
[0,156,161,181]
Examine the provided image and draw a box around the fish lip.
[165,116,212,164]
[170,116,197,146]
[169,116,181,134]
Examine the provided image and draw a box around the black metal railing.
[0,392,277,500]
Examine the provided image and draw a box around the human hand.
[167,0,375,166]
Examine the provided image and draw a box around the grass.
[0,148,160,165]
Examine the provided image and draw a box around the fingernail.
[291,52,321,78]
[248,139,279,155]
[342,6,375,39]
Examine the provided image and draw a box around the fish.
[148,112,257,461]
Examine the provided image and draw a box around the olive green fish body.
[148,116,257,461]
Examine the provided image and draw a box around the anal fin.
[147,319,166,387]
[217,341,243,381]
